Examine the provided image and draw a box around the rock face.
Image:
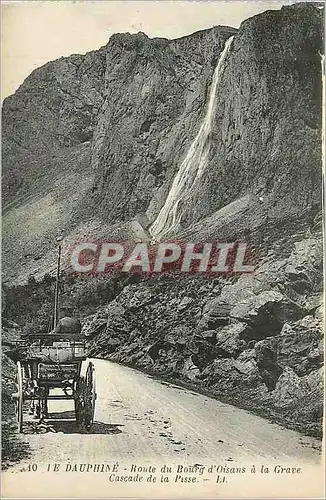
[2,25,237,282]
[182,4,323,226]
[2,47,106,201]
[85,236,323,437]
[90,28,237,222]
[2,4,323,438]
[2,4,323,282]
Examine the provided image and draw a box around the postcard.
[1,0,324,498]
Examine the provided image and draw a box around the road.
[2,359,323,498]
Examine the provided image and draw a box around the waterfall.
[149,35,234,240]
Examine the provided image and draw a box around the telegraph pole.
[53,235,63,329]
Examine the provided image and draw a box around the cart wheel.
[83,362,96,429]
[15,361,24,432]
[74,377,84,426]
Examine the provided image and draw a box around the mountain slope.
[2,26,237,283]
[2,4,323,284]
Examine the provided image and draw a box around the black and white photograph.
[1,0,324,497]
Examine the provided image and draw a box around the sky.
[2,0,292,99]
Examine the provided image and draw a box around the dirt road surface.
[2,359,323,498]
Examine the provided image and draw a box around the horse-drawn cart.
[11,333,96,432]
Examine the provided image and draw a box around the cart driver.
[54,316,82,335]
[41,310,82,345]
[41,315,82,345]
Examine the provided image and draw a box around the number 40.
[27,463,38,471]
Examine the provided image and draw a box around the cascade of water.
[149,36,234,240]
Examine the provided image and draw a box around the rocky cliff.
[2,4,323,283]
[2,24,237,282]
[2,3,324,437]
[83,235,323,438]
[181,4,323,226]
